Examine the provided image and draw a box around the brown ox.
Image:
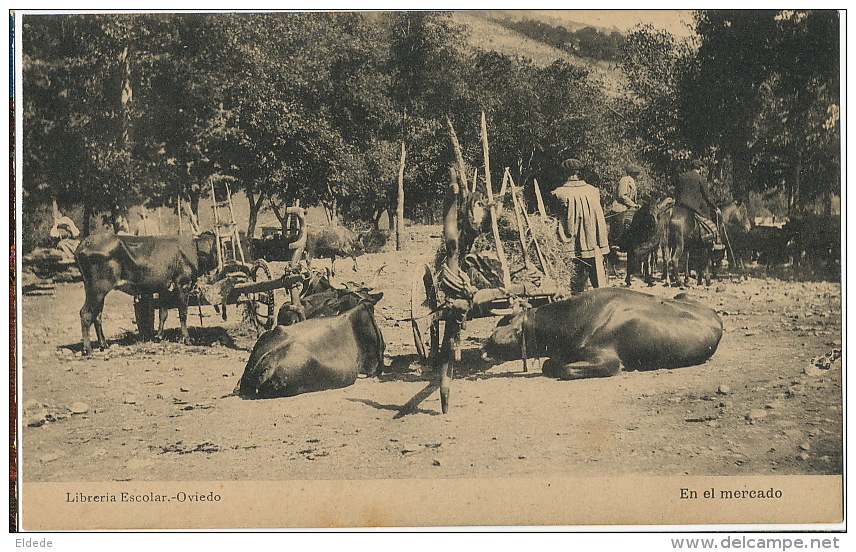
[482,288,723,380]
[237,301,384,398]
[305,225,364,275]
[74,232,217,355]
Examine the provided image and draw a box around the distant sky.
[534,9,696,36]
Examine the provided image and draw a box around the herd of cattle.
[68,204,836,409]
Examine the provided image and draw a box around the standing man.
[552,158,610,293]
[676,159,723,249]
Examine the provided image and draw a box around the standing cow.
[304,224,364,275]
[74,231,218,355]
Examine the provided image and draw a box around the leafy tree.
[684,10,840,212]
[618,23,695,184]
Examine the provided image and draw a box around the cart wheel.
[134,295,156,340]
[411,264,440,364]
[245,259,276,330]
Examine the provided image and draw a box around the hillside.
[451,11,625,96]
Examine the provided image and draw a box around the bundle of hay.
[465,206,574,294]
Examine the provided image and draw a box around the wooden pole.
[498,168,509,197]
[396,140,406,251]
[506,169,532,269]
[447,117,468,197]
[471,168,478,195]
[481,111,512,289]
[533,178,548,219]
[517,187,555,282]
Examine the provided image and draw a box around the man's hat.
[691,159,705,169]
[561,158,583,171]
[625,164,641,174]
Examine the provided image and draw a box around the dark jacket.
[676,169,717,219]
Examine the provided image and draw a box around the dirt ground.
[19,225,842,481]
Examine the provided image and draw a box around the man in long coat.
[552,158,610,293]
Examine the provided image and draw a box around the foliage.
[684,10,840,211]
[20,10,841,255]
[496,17,625,62]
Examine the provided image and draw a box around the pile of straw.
[467,206,575,293]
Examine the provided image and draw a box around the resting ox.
[75,231,217,355]
[238,299,384,398]
[482,288,723,379]
[277,285,383,326]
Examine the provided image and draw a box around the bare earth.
[20,225,842,481]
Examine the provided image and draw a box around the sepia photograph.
[11,8,843,531]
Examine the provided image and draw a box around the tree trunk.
[730,151,751,206]
[83,201,92,237]
[246,188,265,243]
[396,141,406,251]
[790,159,802,216]
[119,44,134,189]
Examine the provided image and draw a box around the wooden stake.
[447,118,468,197]
[533,178,548,219]
[471,168,478,195]
[498,168,509,197]
[506,168,532,270]
[516,183,555,282]
[481,112,512,289]
[396,141,406,251]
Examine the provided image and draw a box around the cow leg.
[80,291,107,355]
[605,250,619,277]
[625,251,638,286]
[644,253,655,286]
[545,348,623,380]
[176,289,192,345]
[155,305,169,342]
[94,309,108,351]
[668,246,684,288]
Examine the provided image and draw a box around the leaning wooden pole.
[517,186,556,282]
[533,178,548,219]
[506,169,532,270]
[480,112,512,289]
[396,141,406,251]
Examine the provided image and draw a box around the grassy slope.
[452,11,625,96]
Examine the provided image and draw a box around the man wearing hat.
[676,159,723,249]
[552,158,610,293]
